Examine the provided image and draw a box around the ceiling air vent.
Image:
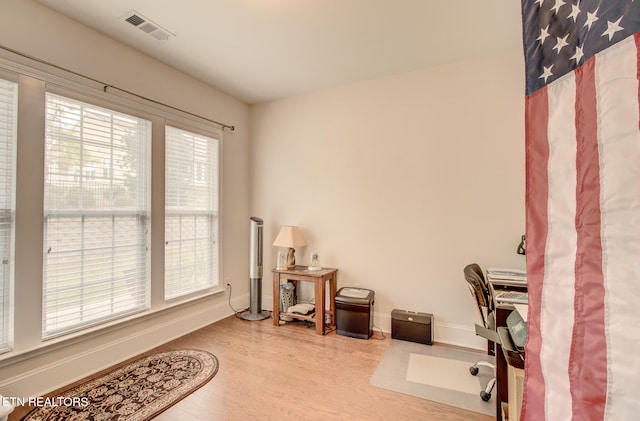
[123,11,173,41]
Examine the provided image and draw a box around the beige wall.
[251,52,526,347]
[0,0,251,396]
[1,0,526,398]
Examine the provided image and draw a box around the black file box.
[391,309,433,345]
[335,287,375,339]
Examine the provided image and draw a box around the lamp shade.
[272,226,306,248]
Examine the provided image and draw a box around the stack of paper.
[487,267,527,285]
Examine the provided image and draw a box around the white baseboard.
[0,293,249,398]
[372,312,485,351]
[263,293,485,351]
[1,292,487,398]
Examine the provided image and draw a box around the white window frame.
[42,92,151,339]
[0,56,226,363]
[0,75,17,353]
[164,125,220,300]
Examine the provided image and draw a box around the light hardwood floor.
[9,315,492,421]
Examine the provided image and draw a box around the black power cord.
[371,324,386,340]
[226,283,249,318]
[227,283,273,320]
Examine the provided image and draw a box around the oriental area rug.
[21,349,219,421]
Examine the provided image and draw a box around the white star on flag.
[539,65,554,82]
[551,0,566,14]
[602,17,624,40]
[570,45,585,63]
[537,25,551,44]
[552,34,570,53]
[567,4,581,22]
[584,10,599,30]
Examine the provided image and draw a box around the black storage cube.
[335,287,375,339]
[391,309,433,345]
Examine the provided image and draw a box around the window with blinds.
[165,126,219,299]
[43,93,151,338]
[0,78,17,352]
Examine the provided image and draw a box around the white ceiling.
[35,0,523,104]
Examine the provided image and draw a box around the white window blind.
[43,93,151,338]
[0,78,17,352]
[165,126,219,299]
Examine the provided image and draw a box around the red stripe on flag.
[637,33,640,130]
[570,58,607,421]
[521,86,549,421]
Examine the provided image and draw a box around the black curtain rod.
[0,44,235,132]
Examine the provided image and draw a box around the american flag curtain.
[522,1,640,420]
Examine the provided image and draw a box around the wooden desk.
[272,266,338,335]
[508,363,525,421]
[495,306,526,421]
[488,279,526,421]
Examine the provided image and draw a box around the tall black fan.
[241,217,270,321]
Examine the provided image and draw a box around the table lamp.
[272,225,306,270]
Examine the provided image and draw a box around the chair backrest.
[463,263,491,328]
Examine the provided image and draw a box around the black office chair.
[463,263,496,402]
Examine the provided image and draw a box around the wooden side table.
[272,266,338,335]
